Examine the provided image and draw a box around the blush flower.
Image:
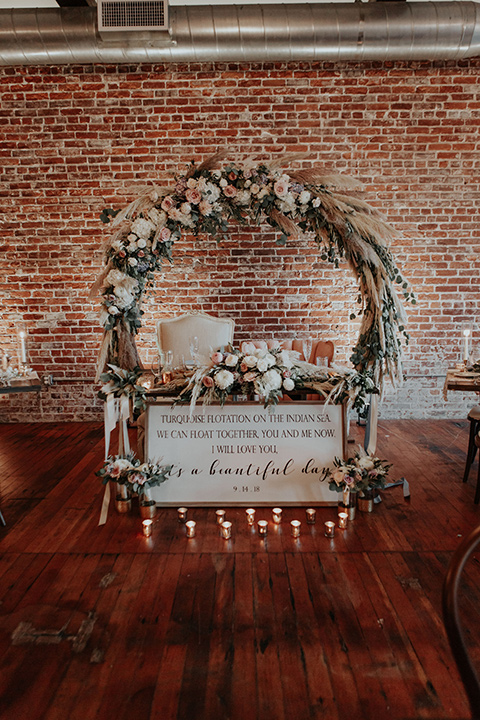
[211,352,224,364]
[203,376,215,388]
[274,179,289,198]
[186,188,202,205]
[223,185,237,198]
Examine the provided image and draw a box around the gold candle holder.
[257,520,268,536]
[324,521,335,538]
[177,507,188,522]
[220,521,232,539]
[246,508,256,525]
[338,512,348,529]
[185,520,196,538]
[216,509,226,525]
[142,519,153,538]
[305,508,316,524]
[290,520,301,538]
[272,507,282,524]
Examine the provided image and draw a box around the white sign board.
[146,401,346,506]
[145,402,346,506]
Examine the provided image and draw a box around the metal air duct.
[0,2,479,66]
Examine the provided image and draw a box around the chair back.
[442,524,480,719]
[156,313,234,368]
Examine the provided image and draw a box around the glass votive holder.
[220,521,232,539]
[338,512,348,529]
[246,508,256,525]
[142,519,153,538]
[216,509,226,525]
[324,521,335,538]
[305,508,316,524]
[257,520,268,537]
[177,507,188,522]
[185,520,196,538]
[290,520,301,538]
[272,507,282,524]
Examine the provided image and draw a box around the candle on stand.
[257,520,268,536]
[220,521,232,539]
[177,507,188,522]
[2,353,7,371]
[272,507,282,524]
[142,519,153,537]
[290,520,301,538]
[463,327,471,362]
[19,330,27,365]
[305,508,316,524]
[324,521,335,538]
[216,509,226,525]
[246,508,256,525]
[338,512,348,529]
[185,520,196,538]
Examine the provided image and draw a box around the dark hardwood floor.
[0,419,479,719]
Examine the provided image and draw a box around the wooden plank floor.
[0,419,479,719]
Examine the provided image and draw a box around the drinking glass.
[189,336,200,366]
[302,336,313,363]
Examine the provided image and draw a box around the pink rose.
[203,376,214,387]
[223,185,237,198]
[186,188,202,205]
[118,250,126,258]
[159,227,171,242]
[211,352,224,364]
[274,179,289,197]
[228,171,237,181]
[244,371,257,382]
[161,195,175,212]
[137,250,145,257]
[240,362,249,373]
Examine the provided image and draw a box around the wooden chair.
[442,523,480,718]
[156,312,234,368]
[463,405,480,485]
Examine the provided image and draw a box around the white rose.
[214,369,235,390]
[244,355,258,368]
[250,183,260,195]
[113,286,135,308]
[127,243,137,254]
[299,190,311,204]
[148,207,163,225]
[264,353,276,368]
[212,170,222,179]
[333,469,348,485]
[108,305,120,315]
[242,342,257,355]
[225,354,238,367]
[187,177,197,189]
[219,178,228,188]
[262,369,282,390]
[180,202,192,215]
[128,257,138,266]
[279,350,294,369]
[312,197,321,208]
[256,358,269,373]
[137,238,147,249]
[131,217,155,239]
[106,269,127,287]
[283,378,295,391]
[356,456,375,471]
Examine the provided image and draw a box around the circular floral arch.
[92,153,414,402]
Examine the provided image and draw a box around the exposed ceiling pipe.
[0,2,479,66]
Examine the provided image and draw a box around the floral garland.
[320,450,391,494]
[96,453,172,496]
[97,363,147,414]
[93,153,414,395]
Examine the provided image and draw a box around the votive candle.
[220,521,232,539]
[324,521,335,538]
[246,508,256,525]
[338,512,348,529]
[305,508,316,524]
[216,509,226,525]
[272,507,282,524]
[177,507,188,522]
[290,520,301,538]
[257,520,268,536]
[185,520,196,538]
[142,519,153,538]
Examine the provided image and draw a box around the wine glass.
[189,336,200,366]
[302,336,313,364]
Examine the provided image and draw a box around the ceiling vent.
[97,0,169,33]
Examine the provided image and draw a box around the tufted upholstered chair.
[156,312,234,368]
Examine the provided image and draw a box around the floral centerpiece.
[97,453,172,517]
[98,364,147,415]
[320,450,391,495]
[177,343,311,409]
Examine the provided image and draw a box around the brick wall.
[1,60,479,422]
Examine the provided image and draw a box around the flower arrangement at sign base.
[93,152,415,399]
[320,450,392,496]
[96,454,172,515]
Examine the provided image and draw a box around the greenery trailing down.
[92,153,414,395]
[97,363,147,414]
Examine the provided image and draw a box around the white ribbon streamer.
[98,482,111,525]
[104,394,118,460]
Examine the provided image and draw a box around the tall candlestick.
[463,328,471,362]
[19,330,27,364]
